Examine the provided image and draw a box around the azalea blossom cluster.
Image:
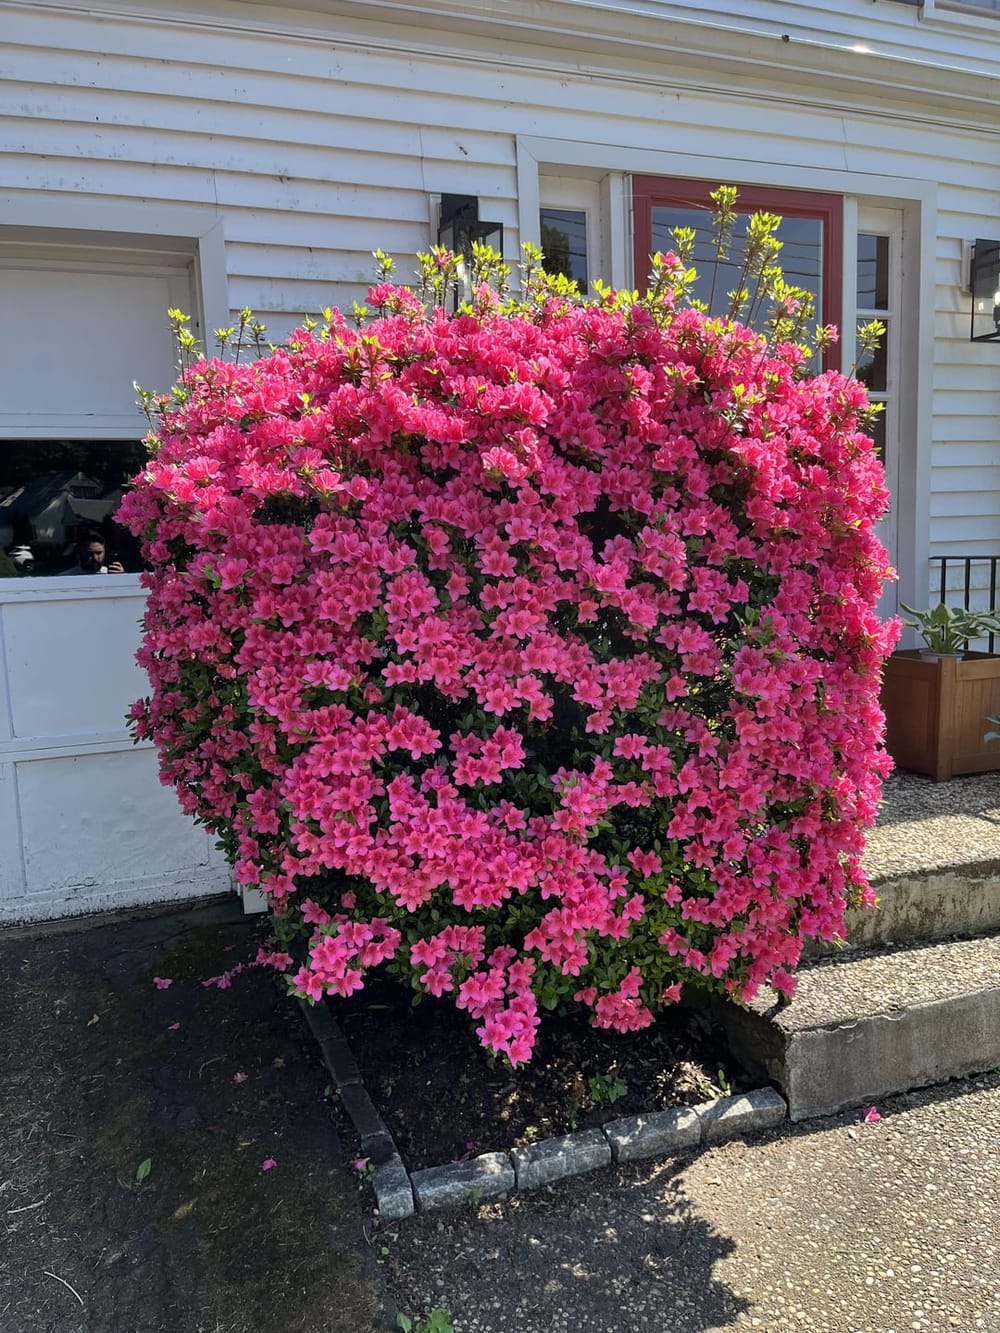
[121,276,896,1064]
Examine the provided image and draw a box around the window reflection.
[650,208,824,325]
[0,440,147,576]
[855,337,888,393]
[540,207,589,291]
[857,234,890,309]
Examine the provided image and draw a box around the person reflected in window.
[63,529,124,575]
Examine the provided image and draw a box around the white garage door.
[0,241,231,923]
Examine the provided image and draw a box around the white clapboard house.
[1,0,998,921]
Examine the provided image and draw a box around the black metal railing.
[929,554,1000,652]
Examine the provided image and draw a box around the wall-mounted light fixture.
[970,239,1000,342]
[437,194,503,307]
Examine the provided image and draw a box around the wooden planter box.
[881,649,1000,782]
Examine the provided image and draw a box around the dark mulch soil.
[0,902,386,1333]
[334,976,746,1170]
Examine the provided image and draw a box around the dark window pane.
[855,322,889,393]
[866,408,887,464]
[0,440,147,575]
[540,207,589,291]
[857,233,890,309]
[650,207,823,326]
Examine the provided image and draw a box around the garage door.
[0,241,231,922]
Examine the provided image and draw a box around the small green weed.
[588,1073,628,1107]
[396,1309,455,1333]
[117,1156,153,1192]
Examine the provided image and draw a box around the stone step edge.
[743,932,1000,1036]
[298,996,786,1220]
[716,979,1000,1123]
[805,868,1000,957]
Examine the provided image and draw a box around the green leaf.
[135,1157,153,1186]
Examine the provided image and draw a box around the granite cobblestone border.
[299,997,787,1219]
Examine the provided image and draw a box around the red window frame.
[632,177,843,370]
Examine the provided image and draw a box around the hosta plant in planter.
[884,603,1000,782]
[899,601,1000,658]
[121,205,896,1064]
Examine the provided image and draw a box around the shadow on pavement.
[384,1155,749,1333]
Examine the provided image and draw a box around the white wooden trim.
[921,0,1000,30]
[0,575,145,603]
[604,173,629,291]
[0,193,229,342]
[0,736,154,762]
[840,195,861,380]
[516,138,939,210]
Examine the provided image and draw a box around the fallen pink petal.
[233,1071,249,1084]
[352,1158,370,1173]
[167,1022,181,1031]
[863,1106,882,1123]
[260,1158,277,1172]
[152,977,173,990]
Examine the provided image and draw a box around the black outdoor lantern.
[437,193,504,306]
[970,239,1000,342]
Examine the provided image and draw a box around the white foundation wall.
[0,580,231,923]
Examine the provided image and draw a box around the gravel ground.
[383,1071,1000,1333]
[768,933,1000,1028]
[863,771,1000,881]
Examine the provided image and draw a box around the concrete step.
[807,866,1000,956]
[719,932,1000,1121]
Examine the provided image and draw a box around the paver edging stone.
[301,997,788,1216]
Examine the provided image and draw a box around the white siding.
[3,6,997,535]
[1,2,998,558]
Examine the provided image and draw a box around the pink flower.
[152,977,173,990]
[122,285,896,1068]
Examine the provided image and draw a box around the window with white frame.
[0,242,194,576]
[538,175,605,297]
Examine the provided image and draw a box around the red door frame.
[632,176,843,370]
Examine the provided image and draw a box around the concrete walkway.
[384,1070,1000,1332]
[863,770,1000,882]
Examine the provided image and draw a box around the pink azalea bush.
[121,258,896,1065]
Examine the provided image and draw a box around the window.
[540,207,590,291]
[632,178,843,368]
[0,440,149,574]
[855,232,893,462]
